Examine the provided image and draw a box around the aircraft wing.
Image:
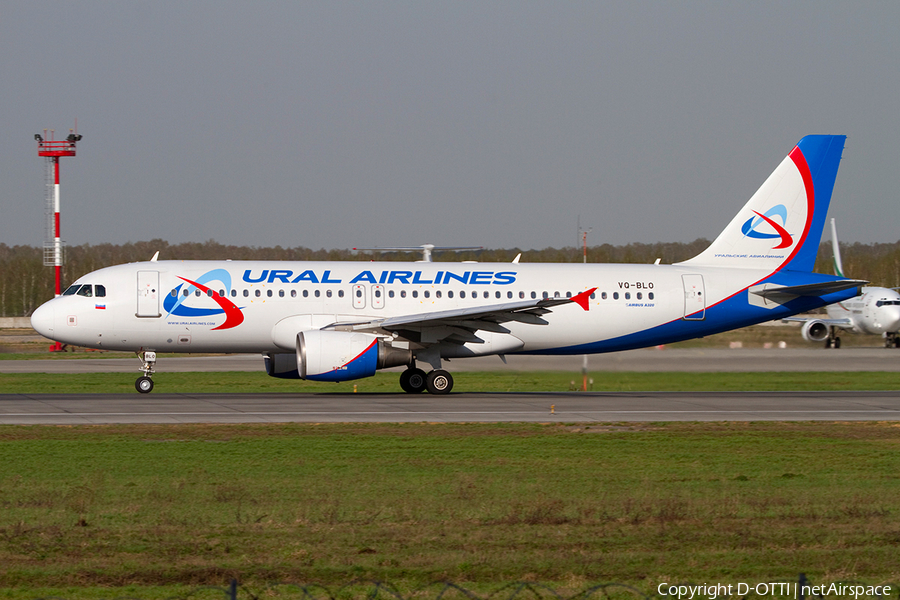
[325,288,597,340]
[782,316,853,328]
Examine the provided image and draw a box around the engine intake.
[801,320,830,342]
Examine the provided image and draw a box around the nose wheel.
[135,376,154,393]
[135,350,157,394]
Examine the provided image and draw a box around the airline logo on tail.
[740,204,793,249]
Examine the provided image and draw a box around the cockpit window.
[95,285,106,298]
[76,285,93,297]
[63,285,80,295]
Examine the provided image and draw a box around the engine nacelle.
[296,330,412,382]
[801,320,830,342]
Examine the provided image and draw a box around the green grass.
[2,370,900,393]
[1,422,900,598]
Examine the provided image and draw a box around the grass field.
[1,422,900,599]
[3,370,900,394]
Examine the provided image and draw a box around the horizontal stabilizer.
[750,279,866,299]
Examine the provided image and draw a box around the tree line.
[2,238,898,317]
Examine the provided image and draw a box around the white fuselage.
[30,259,810,356]
[826,287,900,335]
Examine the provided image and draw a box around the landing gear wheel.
[833,337,841,349]
[399,368,427,394]
[135,376,154,394]
[425,369,454,395]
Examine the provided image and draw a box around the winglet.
[572,287,596,311]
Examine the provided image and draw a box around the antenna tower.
[35,126,82,298]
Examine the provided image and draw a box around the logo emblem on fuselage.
[162,269,244,330]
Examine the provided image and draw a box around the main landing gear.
[824,327,841,349]
[398,366,454,394]
[135,350,156,393]
[885,332,900,348]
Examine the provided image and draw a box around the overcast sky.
[1,2,898,253]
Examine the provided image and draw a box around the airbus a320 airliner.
[31,135,865,394]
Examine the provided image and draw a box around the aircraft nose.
[886,307,900,333]
[31,301,56,339]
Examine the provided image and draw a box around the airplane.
[784,218,900,348]
[30,135,866,394]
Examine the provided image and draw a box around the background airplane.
[31,135,864,394]
[785,218,900,348]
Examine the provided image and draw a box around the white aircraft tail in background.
[784,218,900,348]
[32,135,865,393]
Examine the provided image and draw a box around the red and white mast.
[35,127,81,297]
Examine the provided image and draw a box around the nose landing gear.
[135,350,157,393]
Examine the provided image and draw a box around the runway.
[2,390,900,424]
[3,347,900,373]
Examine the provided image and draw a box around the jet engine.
[800,320,830,342]
[293,330,412,382]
